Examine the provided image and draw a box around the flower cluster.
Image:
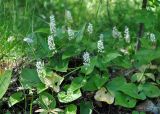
[112,26,122,39]
[124,26,130,43]
[50,15,56,36]
[97,34,104,53]
[23,37,33,43]
[36,60,46,77]
[7,36,15,42]
[65,10,73,23]
[83,52,90,66]
[67,27,74,40]
[48,35,57,54]
[87,23,93,35]
[150,33,156,43]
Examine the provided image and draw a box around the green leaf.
[0,70,12,99]
[83,74,109,91]
[132,111,139,114]
[142,83,160,98]
[49,57,69,72]
[115,92,137,108]
[62,45,81,60]
[107,76,126,93]
[131,73,144,82]
[134,49,160,66]
[65,104,77,114]
[104,53,121,63]
[34,28,49,34]
[119,83,146,100]
[144,73,155,81]
[58,89,82,103]
[80,101,93,114]
[81,56,97,75]
[68,76,86,92]
[8,92,24,107]
[20,68,47,93]
[76,24,86,42]
[38,92,56,110]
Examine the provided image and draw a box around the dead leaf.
[94,87,114,104]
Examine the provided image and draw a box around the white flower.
[87,23,93,35]
[7,36,15,42]
[67,27,74,40]
[50,15,56,36]
[150,33,156,42]
[97,34,104,53]
[112,26,122,39]
[124,26,130,43]
[99,34,104,41]
[65,10,73,22]
[83,52,90,66]
[23,37,33,43]
[36,60,45,77]
[48,35,57,54]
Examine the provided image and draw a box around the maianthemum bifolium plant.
[0,0,160,114]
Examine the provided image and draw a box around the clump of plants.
[0,0,160,114]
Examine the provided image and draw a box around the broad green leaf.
[38,92,56,110]
[131,73,144,82]
[8,92,24,107]
[62,45,81,60]
[107,76,126,94]
[132,111,139,114]
[115,92,137,108]
[76,24,86,42]
[58,89,81,103]
[65,104,77,114]
[119,83,146,100]
[68,76,86,92]
[80,101,93,114]
[94,87,114,104]
[145,73,155,81]
[20,68,41,88]
[81,56,97,75]
[83,74,109,91]
[104,53,121,63]
[49,57,69,72]
[0,70,12,99]
[20,68,47,93]
[142,83,160,98]
[134,49,160,66]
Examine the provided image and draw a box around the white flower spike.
[23,37,33,44]
[65,10,73,23]
[97,34,104,53]
[112,26,122,39]
[36,60,45,77]
[87,23,93,35]
[150,33,156,42]
[124,26,130,43]
[83,52,90,66]
[7,36,15,42]
[50,15,56,36]
[67,27,74,40]
[48,35,57,54]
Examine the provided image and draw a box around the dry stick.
[136,0,148,51]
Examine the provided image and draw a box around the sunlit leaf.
[94,87,114,104]
[0,70,12,99]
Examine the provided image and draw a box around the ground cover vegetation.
[0,0,160,114]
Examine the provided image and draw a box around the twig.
[136,0,148,51]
